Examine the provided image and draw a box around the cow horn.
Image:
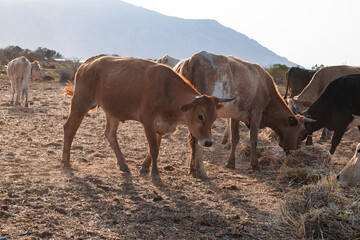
[299,110,316,122]
[303,118,317,123]
[195,95,205,100]
[293,98,305,104]
[291,105,301,115]
[219,96,237,102]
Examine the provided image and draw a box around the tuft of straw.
[279,146,332,185]
[238,144,284,167]
[279,177,360,239]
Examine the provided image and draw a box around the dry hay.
[279,176,360,239]
[238,143,284,167]
[279,146,332,185]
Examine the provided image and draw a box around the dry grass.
[279,146,332,186]
[279,177,360,239]
[1,74,360,239]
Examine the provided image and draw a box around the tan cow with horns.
[174,51,311,171]
[62,54,234,181]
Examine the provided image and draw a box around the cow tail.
[284,69,290,99]
[64,80,74,98]
[63,80,98,113]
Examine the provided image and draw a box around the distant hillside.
[0,0,297,67]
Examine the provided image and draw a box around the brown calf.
[63,55,230,180]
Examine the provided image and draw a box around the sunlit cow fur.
[337,143,360,187]
[7,56,42,107]
[62,55,232,180]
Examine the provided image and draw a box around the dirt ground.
[0,72,359,239]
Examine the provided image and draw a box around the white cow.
[337,143,360,187]
[156,55,181,68]
[7,56,42,107]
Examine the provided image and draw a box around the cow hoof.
[151,175,162,183]
[63,165,74,175]
[224,143,231,150]
[140,168,150,175]
[196,171,208,179]
[120,165,130,172]
[225,162,235,169]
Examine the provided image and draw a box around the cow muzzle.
[199,139,213,147]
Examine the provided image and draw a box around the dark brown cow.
[283,67,316,99]
[63,55,232,180]
[174,51,309,170]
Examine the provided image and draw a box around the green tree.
[268,63,289,84]
[311,64,324,71]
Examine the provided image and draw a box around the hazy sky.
[122,0,360,68]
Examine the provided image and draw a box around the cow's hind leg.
[22,89,29,108]
[249,114,261,171]
[10,79,15,105]
[320,128,331,141]
[221,119,231,148]
[140,133,162,174]
[62,98,91,169]
[225,118,240,169]
[22,84,29,108]
[14,78,22,105]
[104,114,129,172]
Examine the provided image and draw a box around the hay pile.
[238,144,284,167]
[279,146,332,185]
[279,177,360,239]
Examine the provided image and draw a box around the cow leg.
[329,129,345,155]
[140,133,162,174]
[249,114,261,170]
[22,89,29,108]
[22,77,29,107]
[10,80,15,105]
[221,118,230,146]
[14,79,22,105]
[305,135,313,145]
[320,128,331,141]
[144,126,161,181]
[104,114,129,172]
[62,101,88,168]
[188,133,207,179]
[225,118,240,169]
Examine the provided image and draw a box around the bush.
[57,61,81,83]
[267,64,289,84]
[0,45,63,63]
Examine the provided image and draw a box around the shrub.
[267,64,289,84]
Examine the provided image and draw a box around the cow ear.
[287,116,298,126]
[212,97,223,110]
[181,102,194,112]
[216,103,224,110]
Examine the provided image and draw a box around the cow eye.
[198,114,204,122]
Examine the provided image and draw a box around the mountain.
[0,0,297,66]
